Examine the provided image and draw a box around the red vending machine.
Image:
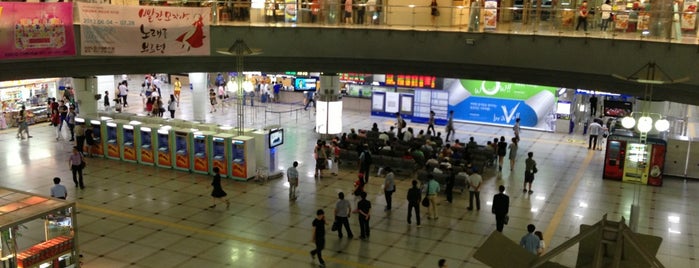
[603,130,667,186]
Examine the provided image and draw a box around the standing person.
[497,136,508,172]
[103,91,111,112]
[357,191,371,240]
[438,259,447,268]
[430,0,439,25]
[330,141,341,176]
[334,192,353,239]
[520,224,541,255]
[599,123,609,151]
[444,167,455,203]
[508,137,518,171]
[600,0,612,31]
[314,140,327,179]
[209,88,217,113]
[303,91,315,110]
[524,152,537,194]
[85,127,97,157]
[492,185,510,232]
[427,110,436,135]
[513,118,521,142]
[445,110,455,142]
[466,167,482,211]
[426,174,440,219]
[395,112,405,137]
[209,167,230,209]
[406,180,422,227]
[16,107,31,139]
[58,100,68,138]
[588,119,602,150]
[344,0,353,24]
[68,146,85,189]
[287,161,299,200]
[356,0,366,24]
[50,177,68,200]
[358,144,372,184]
[67,107,76,142]
[173,77,182,104]
[575,0,589,31]
[167,94,177,119]
[310,209,327,267]
[383,167,395,211]
[589,94,598,116]
[118,81,129,107]
[535,231,546,255]
[156,96,165,117]
[75,122,86,154]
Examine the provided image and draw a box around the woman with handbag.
[68,146,86,189]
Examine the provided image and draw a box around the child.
[0,111,7,130]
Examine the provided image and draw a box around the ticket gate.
[212,133,235,178]
[138,124,158,165]
[156,126,173,168]
[193,131,216,174]
[231,136,256,181]
[173,128,195,171]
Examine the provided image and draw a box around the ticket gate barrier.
[121,121,141,162]
[105,120,127,160]
[156,126,173,168]
[86,119,105,157]
[173,128,195,171]
[231,136,256,181]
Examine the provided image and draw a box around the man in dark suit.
[492,185,510,232]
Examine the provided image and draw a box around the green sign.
[459,80,557,100]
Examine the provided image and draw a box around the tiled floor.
[2,86,698,268]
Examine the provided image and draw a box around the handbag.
[421,183,430,207]
[504,215,509,225]
[331,220,339,231]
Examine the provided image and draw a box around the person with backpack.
[358,144,372,184]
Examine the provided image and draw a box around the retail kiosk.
[212,133,236,178]
[156,126,173,168]
[192,131,216,174]
[231,136,256,181]
[137,124,159,166]
[0,187,79,268]
[121,121,142,163]
[172,127,195,172]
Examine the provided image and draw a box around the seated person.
[411,147,425,164]
[349,128,358,139]
[416,129,425,139]
[440,144,453,159]
[432,132,444,147]
[421,141,434,158]
[452,139,463,149]
[371,122,379,132]
[357,129,367,138]
[466,137,478,150]
[403,127,414,142]
[425,157,439,169]
[339,133,349,148]
[378,131,390,144]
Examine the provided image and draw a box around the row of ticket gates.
[75,112,284,181]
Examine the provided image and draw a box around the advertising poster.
[0,2,75,60]
[483,0,498,31]
[682,0,697,30]
[284,0,297,22]
[444,79,557,129]
[78,3,210,56]
[615,14,629,30]
[637,12,650,31]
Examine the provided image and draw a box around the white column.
[73,77,98,116]
[189,72,208,122]
[316,74,342,135]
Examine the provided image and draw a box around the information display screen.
[294,78,317,91]
[269,129,284,148]
[604,100,633,117]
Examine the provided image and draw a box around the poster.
[614,14,629,30]
[483,0,498,31]
[637,12,650,31]
[444,79,557,129]
[78,3,210,56]
[682,0,697,30]
[0,2,75,60]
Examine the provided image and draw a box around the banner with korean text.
[0,2,76,60]
[78,3,210,56]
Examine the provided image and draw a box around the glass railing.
[94,1,699,45]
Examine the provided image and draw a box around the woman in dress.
[209,167,230,209]
[508,137,518,171]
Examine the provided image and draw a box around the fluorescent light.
[668,216,680,224]
[578,202,588,208]
[668,228,681,234]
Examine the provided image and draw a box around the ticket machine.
[212,133,235,178]
[156,126,173,168]
[173,128,195,172]
[121,121,141,162]
[193,131,216,174]
[603,130,667,186]
[231,136,256,181]
[138,124,158,165]
[105,120,127,160]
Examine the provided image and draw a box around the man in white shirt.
[588,119,602,150]
[466,168,482,211]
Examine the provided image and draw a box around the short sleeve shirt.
[287,167,298,183]
[467,173,483,192]
[51,184,67,199]
[335,199,351,217]
[384,173,395,191]
[357,199,371,214]
[312,218,325,238]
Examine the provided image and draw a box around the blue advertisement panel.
[444,79,558,129]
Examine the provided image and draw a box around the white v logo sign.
[501,103,520,124]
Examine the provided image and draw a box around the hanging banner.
[78,3,210,56]
[681,0,697,30]
[483,0,498,31]
[0,2,76,60]
[444,79,558,130]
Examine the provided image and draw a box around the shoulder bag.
[421,183,430,207]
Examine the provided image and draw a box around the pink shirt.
[345,0,353,12]
[69,153,83,166]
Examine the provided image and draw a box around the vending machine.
[173,128,194,172]
[121,121,141,162]
[87,119,105,157]
[231,136,256,181]
[603,131,667,186]
[138,124,158,166]
[156,126,173,168]
[212,133,235,178]
[192,131,216,174]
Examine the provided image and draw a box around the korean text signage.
[0,2,75,60]
[78,3,210,56]
[445,79,557,129]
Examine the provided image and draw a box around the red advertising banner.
[0,2,76,60]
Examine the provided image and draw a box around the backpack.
[362,150,372,167]
[401,119,407,128]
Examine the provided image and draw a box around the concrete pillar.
[73,77,98,116]
[316,74,342,136]
[189,72,208,122]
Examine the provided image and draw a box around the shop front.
[0,78,60,129]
